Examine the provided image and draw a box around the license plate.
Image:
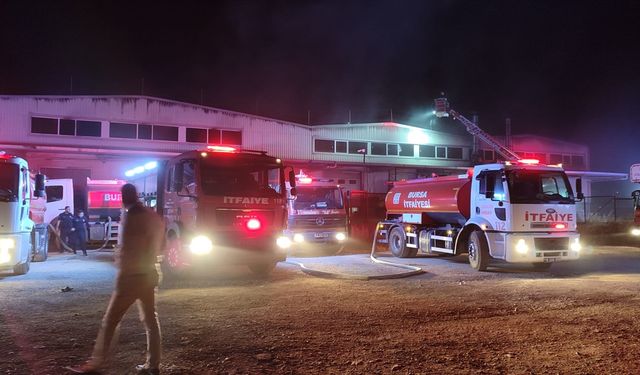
[543,257,558,263]
[314,233,329,238]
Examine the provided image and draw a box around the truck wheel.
[532,262,552,271]
[161,237,185,279]
[388,226,416,258]
[467,231,489,271]
[249,261,277,277]
[12,259,30,275]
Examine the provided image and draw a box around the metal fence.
[576,196,635,223]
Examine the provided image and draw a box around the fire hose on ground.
[48,217,113,253]
[285,222,424,280]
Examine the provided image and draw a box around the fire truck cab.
[0,152,46,275]
[284,171,348,254]
[159,146,294,276]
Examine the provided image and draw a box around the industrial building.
[0,95,624,213]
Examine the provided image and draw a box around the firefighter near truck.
[0,152,47,275]
[375,97,584,271]
[156,145,296,277]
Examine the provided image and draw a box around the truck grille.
[289,216,346,228]
[534,237,569,250]
[215,209,274,226]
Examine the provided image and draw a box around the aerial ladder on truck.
[434,96,521,162]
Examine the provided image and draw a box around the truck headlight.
[276,236,292,249]
[515,239,528,254]
[293,233,305,243]
[631,228,640,236]
[0,249,10,264]
[0,238,15,249]
[570,238,582,252]
[335,232,346,241]
[189,235,213,255]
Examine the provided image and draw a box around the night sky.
[1,1,639,177]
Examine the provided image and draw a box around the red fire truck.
[284,171,348,254]
[158,145,295,276]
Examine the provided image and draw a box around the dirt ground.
[1,245,640,375]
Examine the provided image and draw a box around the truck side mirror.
[34,173,46,198]
[576,178,584,200]
[288,170,296,188]
[174,163,184,192]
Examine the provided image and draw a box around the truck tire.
[249,261,278,277]
[13,258,30,275]
[161,236,185,281]
[467,230,489,271]
[388,226,417,258]
[532,262,552,271]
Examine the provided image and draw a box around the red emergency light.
[207,145,237,153]
[519,159,540,165]
[246,218,261,231]
[554,223,567,229]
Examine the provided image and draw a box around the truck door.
[477,170,507,258]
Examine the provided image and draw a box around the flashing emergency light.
[207,145,237,153]
[125,161,158,178]
[246,218,261,231]
[554,223,567,229]
[295,170,313,184]
[519,159,540,165]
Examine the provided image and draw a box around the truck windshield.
[200,165,281,197]
[0,163,19,202]
[506,170,574,204]
[293,186,344,210]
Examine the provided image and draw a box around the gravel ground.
[1,246,640,375]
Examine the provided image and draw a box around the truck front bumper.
[284,228,348,247]
[0,234,28,271]
[502,232,581,263]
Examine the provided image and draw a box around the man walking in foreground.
[67,184,164,374]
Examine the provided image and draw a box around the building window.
[447,147,463,159]
[59,119,76,135]
[186,128,208,143]
[483,150,495,161]
[387,144,399,156]
[31,117,58,134]
[338,179,345,184]
[314,139,334,153]
[419,145,435,158]
[398,144,414,157]
[76,120,101,137]
[349,179,357,185]
[348,141,368,154]
[137,124,152,139]
[153,125,178,141]
[221,130,242,145]
[563,155,571,166]
[550,154,563,164]
[110,122,137,139]
[208,129,221,144]
[371,142,386,155]
[571,155,585,168]
[335,141,347,153]
[436,146,446,158]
